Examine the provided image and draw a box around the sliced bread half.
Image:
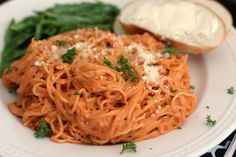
[119,0,227,54]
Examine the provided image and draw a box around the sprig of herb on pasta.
[74,91,80,96]
[34,120,51,138]
[118,56,139,82]
[103,57,120,72]
[164,46,179,55]
[62,47,77,64]
[103,57,139,82]
[8,85,19,95]
[57,40,66,46]
[120,141,137,154]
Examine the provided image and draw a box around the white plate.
[0,0,236,157]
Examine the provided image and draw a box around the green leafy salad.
[0,1,119,76]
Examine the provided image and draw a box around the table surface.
[0,0,235,157]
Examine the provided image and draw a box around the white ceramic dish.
[0,0,236,157]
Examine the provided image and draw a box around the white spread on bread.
[191,0,232,34]
[119,0,226,52]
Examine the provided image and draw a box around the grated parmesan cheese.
[162,53,170,59]
[143,65,160,83]
[101,49,107,55]
[73,34,80,39]
[126,43,162,83]
[75,43,89,50]
[126,43,162,65]
[34,60,45,66]
[51,45,58,51]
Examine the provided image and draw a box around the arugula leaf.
[164,47,179,55]
[227,86,235,94]
[120,141,137,154]
[206,115,216,126]
[4,19,15,44]
[34,120,51,138]
[62,47,77,64]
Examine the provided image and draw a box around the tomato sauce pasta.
[2,29,196,144]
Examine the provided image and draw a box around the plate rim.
[0,0,236,157]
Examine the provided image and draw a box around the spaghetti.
[2,28,196,144]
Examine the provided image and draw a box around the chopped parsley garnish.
[227,86,235,94]
[118,56,139,82]
[8,85,19,95]
[164,46,179,55]
[103,57,139,82]
[103,57,120,72]
[34,120,51,138]
[74,91,80,96]
[120,141,137,154]
[190,85,195,90]
[57,40,66,46]
[62,47,77,64]
[206,115,216,126]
